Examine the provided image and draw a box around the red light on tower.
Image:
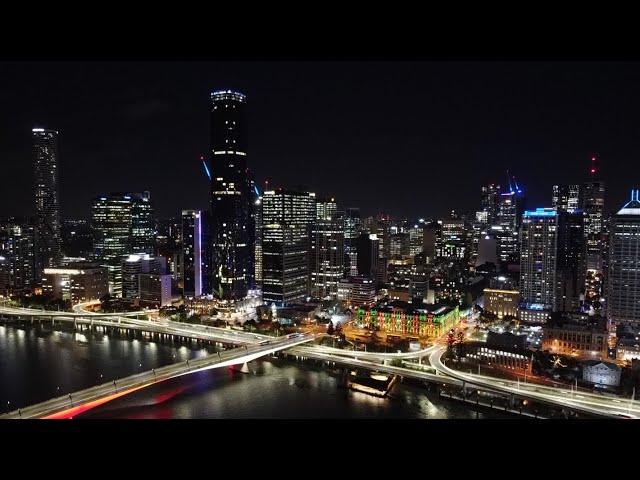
[589,154,598,177]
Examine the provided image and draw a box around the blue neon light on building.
[523,207,556,218]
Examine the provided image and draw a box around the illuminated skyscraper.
[520,208,558,313]
[0,217,36,294]
[121,253,165,300]
[583,156,606,303]
[495,173,525,264]
[436,215,469,261]
[479,183,501,225]
[91,192,155,296]
[408,224,424,257]
[130,193,155,254]
[254,192,263,285]
[261,189,315,305]
[470,183,501,263]
[519,208,585,315]
[356,232,379,282]
[371,214,390,284]
[552,184,583,213]
[33,128,61,277]
[555,211,585,312]
[608,190,640,325]
[208,90,254,299]
[92,193,155,261]
[310,197,344,299]
[182,210,203,298]
[344,208,361,276]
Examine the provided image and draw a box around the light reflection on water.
[1,324,513,419]
[0,324,218,409]
[80,358,514,419]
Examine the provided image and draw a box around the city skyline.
[3,61,640,220]
[3,60,640,422]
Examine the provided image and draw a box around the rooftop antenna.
[513,174,522,193]
[589,154,599,178]
[506,170,513,193]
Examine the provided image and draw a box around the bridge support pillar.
[240,362,249,373]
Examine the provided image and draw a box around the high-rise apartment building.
[344,208,361,276]
[0,217,36,294]
[182,210,203,298]
[519,207,585,316]
[520,208,558,316]
[33,128,62,277]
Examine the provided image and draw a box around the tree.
[335,322,343,335]
[327,322,335,335]
[446,330,455,350]
[272,321,282,336]
[99,293,112,303]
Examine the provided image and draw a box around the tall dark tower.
[33,128,62,278]
[583,154,606,305]
[209,89,254,299]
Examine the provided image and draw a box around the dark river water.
[0,324,513,419]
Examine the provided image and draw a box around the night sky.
[1,61,639,221]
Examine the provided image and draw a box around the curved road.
[429,346,638,419]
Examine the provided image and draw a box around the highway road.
[428,346,639,419]
[302,344,439,361]
[1,333,318,419]
[289,344,639,418]
[4,301,638,419]
[0,304,268,345]
[72,300,158,317]
[289,345,459,386]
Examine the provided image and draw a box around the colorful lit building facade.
[355,305,460,339]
